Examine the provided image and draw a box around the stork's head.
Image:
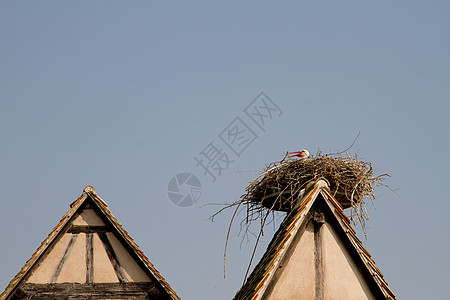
[299,149,310,158]
[288,149,310,159]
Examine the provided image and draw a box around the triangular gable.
[1,186,180,300]
[234,180,396,300]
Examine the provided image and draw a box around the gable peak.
[83,185,96,193]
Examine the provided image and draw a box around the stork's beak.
[288,151,301,155]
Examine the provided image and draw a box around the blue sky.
[1,1,449,299]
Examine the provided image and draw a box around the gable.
[1,186,180,300]
[262,199,376,299]
[234,180,395,300]
[26,205,152,285]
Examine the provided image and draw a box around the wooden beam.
[314,211,324,300]
[67,225,110,234]
[86,233,94,283]
[19,282,163,299]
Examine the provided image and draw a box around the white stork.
[288,149,310,159]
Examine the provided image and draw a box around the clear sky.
[1,1,449,299]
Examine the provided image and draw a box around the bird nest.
[248,153,387,212]
[212,152,391,241]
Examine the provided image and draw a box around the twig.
[223,201,242,278]
[329,131,360,156]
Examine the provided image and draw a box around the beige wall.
[56,233,86,283]
[322,222,375,300]
[26,208,150,284]
[73,209,106,226]
[27,234,73,283]
[263,219,376,300]
[106,233,151,282]
[266,221,316,300]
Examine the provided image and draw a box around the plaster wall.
[93,233,119,282]
[27,234,71,283]
[267,221,315,300]
[106,232,151,282]
[73,209,106,226]
[56,233,86,283]
[322,222,375,300]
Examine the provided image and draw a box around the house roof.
[0,186,180,300]
[233,179,396,300]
